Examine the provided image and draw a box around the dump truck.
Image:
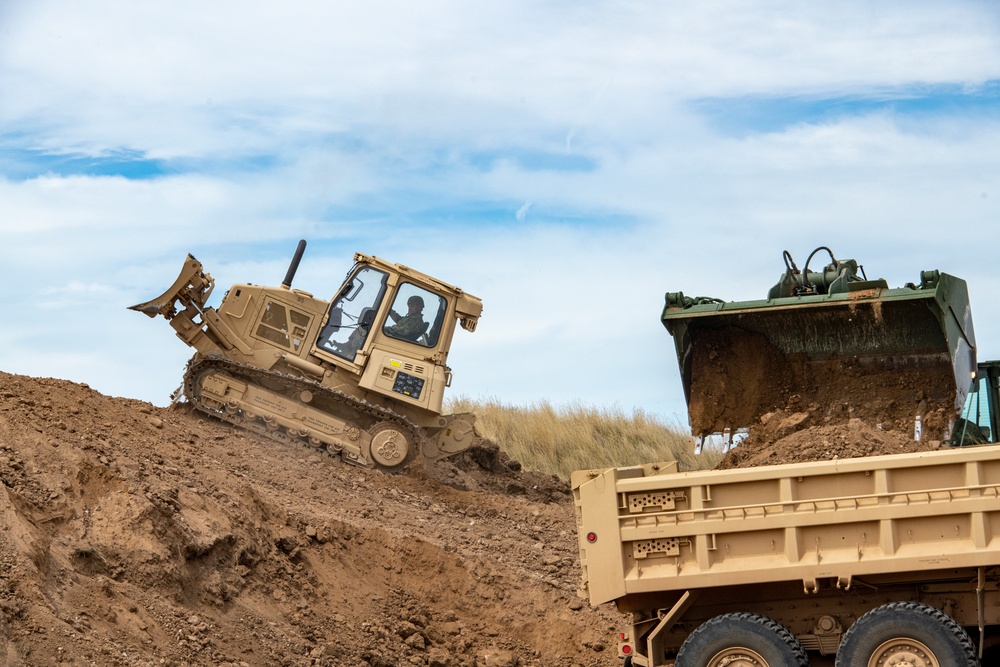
[573,248,1000,666]
[131,240,482,472]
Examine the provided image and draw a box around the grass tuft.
[448,397,723,479]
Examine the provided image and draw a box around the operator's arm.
[386,314,424,339]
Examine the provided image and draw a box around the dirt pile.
[716,413,940,469]
[0,371,621,667]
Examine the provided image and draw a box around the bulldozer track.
[182,355,421,468]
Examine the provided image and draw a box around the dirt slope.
[0,371,622,667]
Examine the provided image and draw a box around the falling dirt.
[680,324,961,470]
[685,328,793,434]
[0,371,622,667]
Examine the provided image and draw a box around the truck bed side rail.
[574,446,1000,606]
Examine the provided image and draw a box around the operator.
[385,295,426,341]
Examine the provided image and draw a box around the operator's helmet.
[407,295,425,310]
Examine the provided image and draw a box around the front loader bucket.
[662,271,976,441]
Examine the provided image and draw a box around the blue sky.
[2,1,999,428]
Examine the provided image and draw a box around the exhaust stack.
[281,239,307,290]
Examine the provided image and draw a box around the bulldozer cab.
[313,253,480,370]
[316,265,449,362]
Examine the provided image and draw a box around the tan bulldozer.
[131,240,482,472]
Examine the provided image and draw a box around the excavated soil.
[0,371,622,667]
[685,326,958,469]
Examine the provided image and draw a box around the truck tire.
[835,601,978,667]
[674,612,808,667]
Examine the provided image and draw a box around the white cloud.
[4,2,998,152]
[515,201,533,222]
[1,0,999,426]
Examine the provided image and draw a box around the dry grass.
[449,397,723,479]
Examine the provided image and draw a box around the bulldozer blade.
[663,272,976,440]
[129,255,214,320]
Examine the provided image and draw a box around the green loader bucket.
[662,269,976,442]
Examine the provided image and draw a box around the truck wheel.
[835,601,978,667]
[368,422,415,473]
[674,612,808,667]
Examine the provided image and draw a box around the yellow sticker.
[389,359,401,368]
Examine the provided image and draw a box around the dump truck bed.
[574,444,1000,607]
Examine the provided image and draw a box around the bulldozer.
[661,246,980,449]
[130,240,483,472]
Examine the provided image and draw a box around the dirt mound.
[716,413,940,469]
[0,371,620,667]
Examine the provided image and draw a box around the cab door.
[954,361,1000,445]
[314,265,390,362]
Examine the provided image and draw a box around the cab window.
[255,300,312,351]
[382,284,446,347]
[317,266,389,360]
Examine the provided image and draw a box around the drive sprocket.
[182,355,421,472]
